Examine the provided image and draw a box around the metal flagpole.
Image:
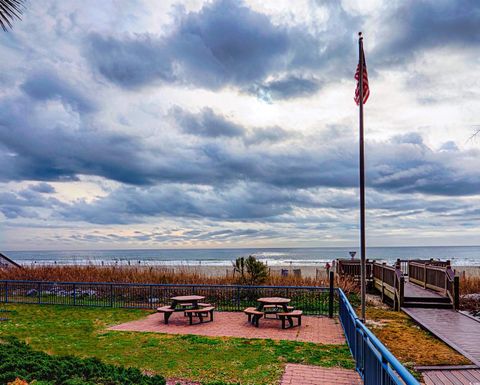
[358,32,367,322]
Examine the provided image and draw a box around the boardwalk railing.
[338,289,419,385]
[336,259,373,279]
[408,261,459,309]
[0,280,336,316]
[372,262,404,310]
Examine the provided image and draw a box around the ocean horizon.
[5,245,480,267]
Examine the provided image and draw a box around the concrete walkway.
[281,364,361,385]
[109,311,345,344]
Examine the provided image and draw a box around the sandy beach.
[138,264,480,279]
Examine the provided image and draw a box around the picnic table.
[170,295,205,309]
[157,295,215,325]
[256,297,291,312]
[245,297,302,328]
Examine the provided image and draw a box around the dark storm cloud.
[21,69,96,113]
[0,96,154,185]
[1,90,479,198]
[375,0,480,64]
[58,183,308,224]
[84,0,349,93]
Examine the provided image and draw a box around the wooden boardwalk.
[422,368,480,385]
[404,281,445,298]
[403,307,480,366]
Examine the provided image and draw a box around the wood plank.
[422,370,480,385]
[404,281,445,299]
[403,308,480,367]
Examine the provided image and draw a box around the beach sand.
[155,264,480,279]
[160,264,328,279]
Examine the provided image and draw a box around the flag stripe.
[354,48,369,105]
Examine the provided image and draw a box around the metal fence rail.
[0,280,336,316]
[338,288,419,385]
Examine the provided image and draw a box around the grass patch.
[0,304,353,385]
[365,307,470,369]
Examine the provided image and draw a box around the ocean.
[4,246,480,267]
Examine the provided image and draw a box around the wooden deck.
[404,281,444,298]
[422,368,480,385]
[403,307,480,366]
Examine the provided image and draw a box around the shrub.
[232,256,269,285]
[0,337,166,385]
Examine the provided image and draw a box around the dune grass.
[0,265,327,287]
[0,304,354,385]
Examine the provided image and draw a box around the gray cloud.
[375,0,480,65]
[21,69,96,113]
[1,91,479,197]
[83,0,348,94]
[249,75,322,102]
[171,106,244,137]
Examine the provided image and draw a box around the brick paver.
[281,364,361,385]
[109,312,345,344]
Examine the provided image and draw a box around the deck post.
[399,275,404,309]
[423,264,427,289]
[454,275,460,310]
[381,263,385,301]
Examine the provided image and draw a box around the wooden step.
[403,301,453,309]
[404,296,451,303]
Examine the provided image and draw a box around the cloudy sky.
[1,0,479,251]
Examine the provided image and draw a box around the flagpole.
[358,31,367,322]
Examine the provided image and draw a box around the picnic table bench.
[157,295,215,324]
[184,306,215,325]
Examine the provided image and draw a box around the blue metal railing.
[0,280,335,316]
[338,289,419,385]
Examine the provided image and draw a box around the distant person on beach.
[325,262,331,275]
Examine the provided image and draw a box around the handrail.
[372,261,404,310]
[338,289,419,385]
[407,261,459,309]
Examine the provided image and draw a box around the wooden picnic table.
[170,295,205,310]
[256,297,291,312]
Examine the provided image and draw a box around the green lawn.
[0,304,353,385]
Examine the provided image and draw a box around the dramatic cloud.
[1,0,479,249]
[374,0,480,64]
[84,0,335,94]
[21,69,96,113]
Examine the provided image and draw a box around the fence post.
[329,271,334,318]
[73,283,76,306]
[110,284,114,307]
[236,287,240,311]
[38,282,41,304]
[5,281,8,303]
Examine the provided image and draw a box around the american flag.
[354,46,369,105]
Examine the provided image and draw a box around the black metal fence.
[0,280,337,316]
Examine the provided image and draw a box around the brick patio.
[109,311,345,344]
[281,364,362,385]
